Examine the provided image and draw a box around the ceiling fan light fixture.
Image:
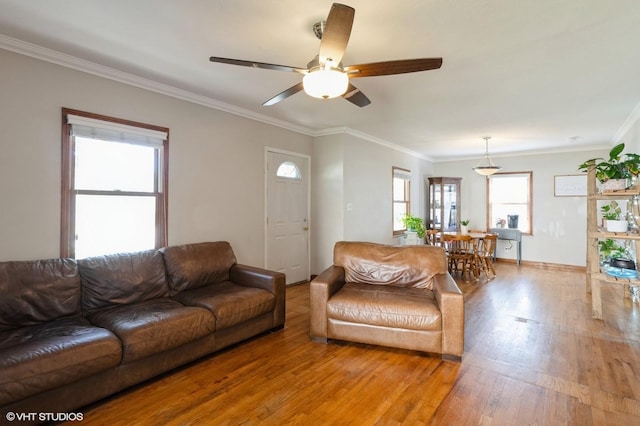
[209,3,442,107]
[473,137,502,176]
[303,67,349,99]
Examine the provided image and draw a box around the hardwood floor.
[64,263,640,425]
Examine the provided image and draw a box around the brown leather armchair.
[310,241,464,358]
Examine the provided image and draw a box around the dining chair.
[442,234,476,281]
[425,229,440,246]
[477,233,498,280]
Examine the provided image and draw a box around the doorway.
[265,150,310,285]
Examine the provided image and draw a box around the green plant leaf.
[609,142,625,161]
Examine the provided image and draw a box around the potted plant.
[601,200,628,232]
[598,238,628,265]
[578,142,640,191]
[401,214,426,240]
[460,219,470,234]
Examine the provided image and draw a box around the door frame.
[264,147,311,281]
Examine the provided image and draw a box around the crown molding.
[434,143,612,163]
[614,100,640,143]
[313,127,432,161]
[0,34,316,136]
[2,34,638,165]
[0,34,432,162]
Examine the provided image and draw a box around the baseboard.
[494,258,586,272]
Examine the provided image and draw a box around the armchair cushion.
[327,283,441,331]
[334,241,448,289]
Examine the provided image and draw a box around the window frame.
[486,171,533,235]
[392,166,411,236]
[60,108,169,258]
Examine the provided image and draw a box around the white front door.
[266,151,309,285]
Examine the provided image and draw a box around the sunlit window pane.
[393,178,407,201]
[75,195,156,258]
[393,202,407,231]
[491,176,529,203]
[276,161,302,179]
[392,167,411,233]
[488,172,532,233]
[75,137,156,191]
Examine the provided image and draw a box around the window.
[487,172,533,234]
[276,161,302,179]
[392,167,411,234]
[61,108,169,258]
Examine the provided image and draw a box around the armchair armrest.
[433,272,464,357]
[230,264,286,327]
[309,265,345,339]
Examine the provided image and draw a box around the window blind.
[67,114,167,148]
[393,169,411,180]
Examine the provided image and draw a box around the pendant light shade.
[473,137,501,176]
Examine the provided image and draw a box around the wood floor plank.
[61,263,640,425]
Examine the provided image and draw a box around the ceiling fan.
[209,3,442,107]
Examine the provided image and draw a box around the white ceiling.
[1,0,640,160]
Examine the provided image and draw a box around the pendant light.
[473,137,501,176]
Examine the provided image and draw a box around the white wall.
[620,109,640,152]
[0,49,312,264]
[434,149,608,267]
[311,134,345,274]
[4,47,639,272]
[343,136,432,243]
[312,132,433,274]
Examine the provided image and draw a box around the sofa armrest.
[309,265,345,339]
[230,264,286,327]
[230,264,285,293]
[433,273,464,357]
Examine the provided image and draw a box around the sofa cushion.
[334,241,448,290]
[173,282,276,330]
[86,298,215,364]
[161,241,237,293]
[0,258,80,332]
[0,316,121,406]
[327,282,442,331]
[79,250,170,312]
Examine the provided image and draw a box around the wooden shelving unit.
[586,165,640,319]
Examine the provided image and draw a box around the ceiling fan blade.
[262,82,305,106]
[209,57,306,74]
[318,3,355,65]
[344,58,443,77]
[342,83,371,107]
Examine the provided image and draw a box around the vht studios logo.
[5,411,84,422]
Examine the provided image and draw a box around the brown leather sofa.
[0,241,285,421]
[310,241,464,358]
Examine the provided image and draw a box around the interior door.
[266,151,309,285]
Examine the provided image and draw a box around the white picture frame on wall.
[554,174,587,197]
